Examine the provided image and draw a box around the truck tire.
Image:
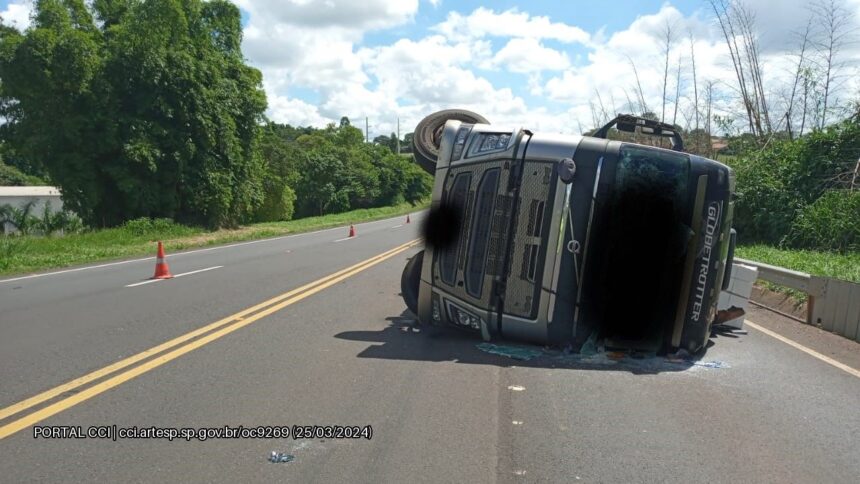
[400,250,424,316]
[413,109,489,174]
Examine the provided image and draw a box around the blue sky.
[2,0,859,136]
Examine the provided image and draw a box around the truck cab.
[402,110,737,354]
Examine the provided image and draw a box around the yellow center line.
[745,319,860,379]
[0,240,419,437]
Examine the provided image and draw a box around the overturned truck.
[401,110,738,354]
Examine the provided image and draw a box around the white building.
[0,186,64,234]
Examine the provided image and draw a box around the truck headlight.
[451,126,472,161]
[432,300,441,322]
[449,305,482,330]
[474,132,512,155]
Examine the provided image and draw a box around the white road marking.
[391,224,403,228]
[745,319,860,379]
[1,257,156,284]
[0,213,424,284]
[334,237,355,243]
[125,266,223,288]
[507,385,525,391]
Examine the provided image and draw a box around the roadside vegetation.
[0,0,429,231]
[0,201,425,276]
[735,245,860,284]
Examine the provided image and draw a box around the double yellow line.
[0,239,421,439]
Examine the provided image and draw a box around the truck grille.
[503,163,554,319]
[465,168,500,298]
[439,173,471,286]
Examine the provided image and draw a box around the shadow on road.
[333,310,726,375]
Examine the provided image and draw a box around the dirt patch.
[169,227,269,248]
[750,284,807,321]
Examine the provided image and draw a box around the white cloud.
[267,94,331,127]
[0,1,32,31]
[432,7,590,44]
[234,0,859,137]
[237,0,420,126]
[486,38,570,73]
[235,0,418,30]
[358,35,528,129]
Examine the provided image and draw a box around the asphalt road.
[1,213,859,483]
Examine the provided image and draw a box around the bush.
[35,201,83,236]
[255,183,296,222]
[0,162,46,186]
[728,117,860,246]
[784,190,860,252]
[0,201,39,235]
[1,201,84,236]
[120,218,195,238]
[729,153,801,244]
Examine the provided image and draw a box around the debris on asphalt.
[269,451,295,463]
[691,360,730,369]
[476,342,544,361]
[579,332,598,356]
[475,341,730,370]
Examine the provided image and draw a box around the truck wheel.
[413,109,489,174]
[400,250,424,315]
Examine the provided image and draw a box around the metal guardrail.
[735,258,860,343]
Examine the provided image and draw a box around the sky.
[2,0,859,138]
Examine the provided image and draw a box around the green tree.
[0,0,267,228]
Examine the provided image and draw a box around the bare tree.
[735,3,772,134]
[710,0,754,134]
[660,20,675,122]
[627,56,650,114]
[811,0,856,129]
[672,53,684,125]
[851,156,860,191]
[799,66,817,136]
[589,100,599,132]
[594,89,609,125]
[689,31,700,151]
[622,88,635,114]
[705,80,717,156]
[709,0,771,138]
[786,18,814,139]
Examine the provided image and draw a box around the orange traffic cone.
[152,241,173,279]
[406,214,411,224]
[349,224,356,237]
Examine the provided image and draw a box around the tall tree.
[689,31,701,152]
[659,20,675,123]
[0,0,267,228]
[786,18,814,139]
[812,0,855,130]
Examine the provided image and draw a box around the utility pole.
[365,117,369,143]
[396,117,400,154]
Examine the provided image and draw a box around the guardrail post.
[808,276,829,327]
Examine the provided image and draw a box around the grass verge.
[0,201,426,276]
[735,244,860,302]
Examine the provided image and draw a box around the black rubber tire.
[412,109,489,174]
[400,250,424,316]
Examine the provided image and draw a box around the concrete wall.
[0,187,64,235]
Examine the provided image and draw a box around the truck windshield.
[615,145,689,205]
[589,144,691,349]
